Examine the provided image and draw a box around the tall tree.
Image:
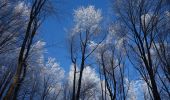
[91,23,129,100]
[4,0,49,99]
[113,0,170,99]
[0,1,29,98]
[68,5,103,100]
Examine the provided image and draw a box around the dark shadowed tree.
[113,0,170,99]
[3,0,50,99]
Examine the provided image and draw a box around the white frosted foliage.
[73,5,102,33]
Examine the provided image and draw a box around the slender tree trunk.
[76,59,85,100]
[148,68,161,100]
[72,63,77,100]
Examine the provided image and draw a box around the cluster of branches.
[0,0,62,99]
[68,0,170,100]
[0,0,169,100]
[112,0,170,99]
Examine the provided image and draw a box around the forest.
[0,0,170,100]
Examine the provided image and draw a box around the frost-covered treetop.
[14,1,30,17]
[73,5,102,33]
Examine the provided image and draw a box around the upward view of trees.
[0,0,169,100]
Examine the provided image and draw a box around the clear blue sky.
[40,0,111,72]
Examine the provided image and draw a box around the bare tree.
[94,33,128,100]
[68,6,103,100]
[0,0,28,98]
[113,0,170,99]
[3,0,49,99]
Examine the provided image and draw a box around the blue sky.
[39,0,139,80]
[40,0,111,72]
